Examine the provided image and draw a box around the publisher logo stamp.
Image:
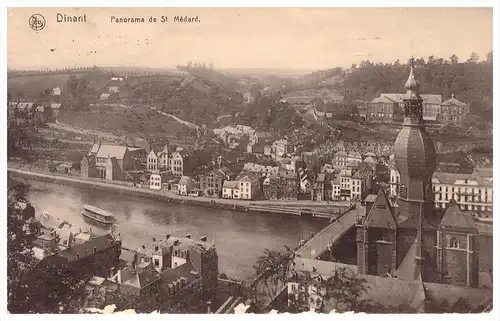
[29,14,46,31]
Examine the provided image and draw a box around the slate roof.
[394,238,421,282]
[58,233,116,262]
[363,189,396,230]
[178,175,194,186]
[91,144,128,160]
[363,156,377,164]
[122,264,160,289]
[364,194,378,203]
[160,260,199,287]
[438,199,478,233]
[441,97,466,106]
[223,180,239,189]
[376,93,442,105]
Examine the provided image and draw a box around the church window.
[399,183,407,199]
[154,259,159,267]
[449,237,459,249]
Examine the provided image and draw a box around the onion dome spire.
[405,58,422,100]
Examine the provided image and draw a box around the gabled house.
[199,167,232,197]
[170,149,192,177]
[222,181,239,199]
[109,234,218,298]
[235,171,261,200]
[312,173,326,201]
[262,171,298,201]
[330,176,341,201]
[178,176,196,196]
[80,140,144,181]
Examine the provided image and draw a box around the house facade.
[438,95,469,123]
[262,171,298,201]
[80,141,144,181]
[199,168,231,197]
[222,181,239,199]
[236,172,261,200]
[432,170,493,213]
[178,176,196,196]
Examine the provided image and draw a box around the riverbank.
[8,167,344,219]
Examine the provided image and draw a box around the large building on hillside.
[80,140,146,181]
[362,92,469,123]
[438,95,470,123]
[356,59,492,288]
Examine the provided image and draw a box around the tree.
[250,247,369,314]
[7,176,92,314]
[467,52,480,63]
[287,267,368,313]
[43,105,54,123]
[486,50,493,63]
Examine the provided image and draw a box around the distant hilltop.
[7,66,189,78]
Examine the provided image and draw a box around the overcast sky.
[8,7,493,70]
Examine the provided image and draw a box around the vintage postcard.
[4,4,495,316]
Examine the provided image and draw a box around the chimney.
[153,237,156,242]
[142,245,146,249]
[200,235,207,242]
[185,234,191,239]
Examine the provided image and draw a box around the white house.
[432,169,493,212]
[339,168,353,201]
[222,181,239,199]
[147,144,169,172]
[150,173,162,190]
[178,176,196,196]
[332,151,348,168]
[389,165,400,200]
[100,93,110,101]
[147,150,159,172]
[331,177,341,201]
[50,103,62,117]
[347,151,362,164]
[170,151,187,176]
[236,172,261,200]
[52,86,62,96]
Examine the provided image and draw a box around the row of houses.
[22,205,218,303]
[8,101,62,123]
[390,163,493,214]
[358,93,469,123]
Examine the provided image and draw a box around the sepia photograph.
[3,4,496,316]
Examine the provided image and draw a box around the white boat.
[81,204,115,229]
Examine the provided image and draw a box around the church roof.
[441,97,466,106]
[438,199,477,233]
[394,238,422,282]
[93,144,128,160]
[363,189,396,230]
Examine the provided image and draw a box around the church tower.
[394,58,437,219]
[393,58,437,281]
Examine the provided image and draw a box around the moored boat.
[81,204,115,229]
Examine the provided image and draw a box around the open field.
[59,105,190,140]
[8,73,87,98]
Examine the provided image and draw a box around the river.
[26,180,326,281]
